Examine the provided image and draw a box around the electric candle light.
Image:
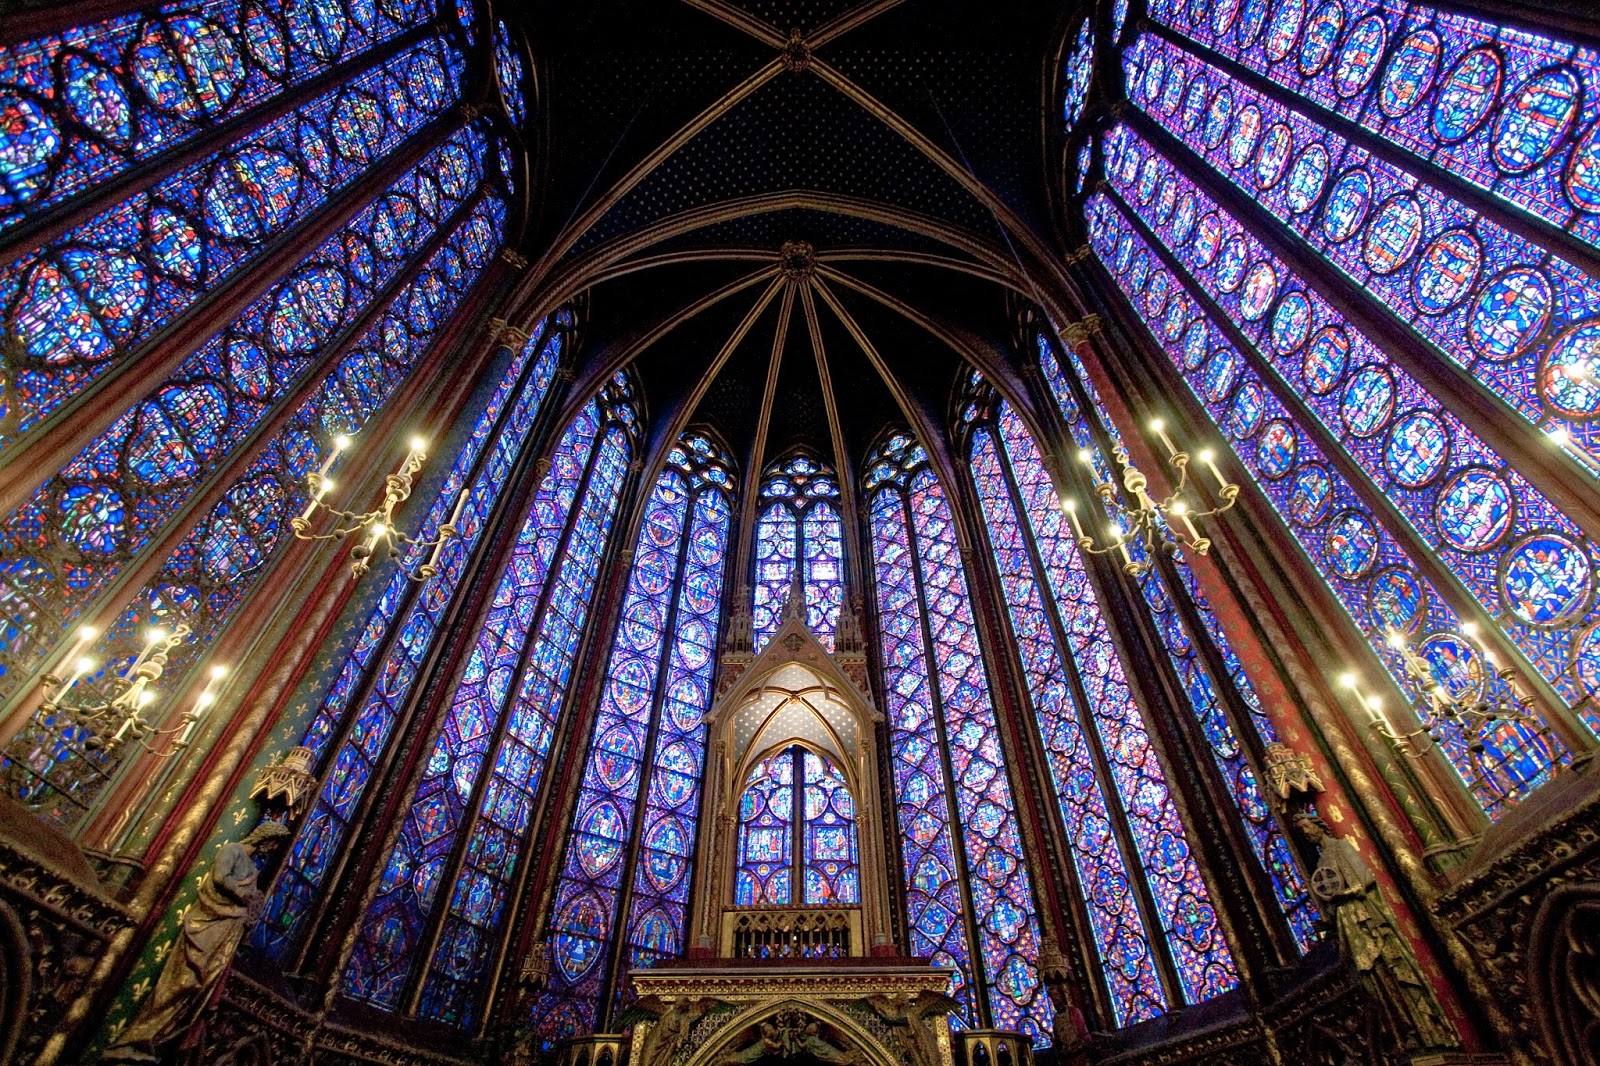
[1197,448,1226,490]
[1170,500,1200,543]
[1149,418,1178,458]
[1061,496,1086,540]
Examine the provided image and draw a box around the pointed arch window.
[1064,0,1592,814]
[258,311,571,960]
[752,452,843,650]
[533,432,733,1041]
[342,374,638,1026]
[865,434,1053,1044]
[733,744,860,908]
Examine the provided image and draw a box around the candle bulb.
[1170,501,1201,543]
[55,655,95,703]
[1109,524,1132,567]
[367,522,388,555]
[398,436,426,479]
[299,478,333,523]
[1197,448,1227,489]
[448,487,469,528]
[1150,418,1178,458]
[127,628,166,677]
[318,434,351,479]
[1062,497,1086,540]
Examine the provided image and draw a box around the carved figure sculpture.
[725,1009,856,1065]
[865,990,955,1066]
[105,822,291,1060]
[1294,813,1456,1052]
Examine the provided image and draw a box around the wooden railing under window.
[722,907,862,959]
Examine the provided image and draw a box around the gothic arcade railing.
[722,906,861,959]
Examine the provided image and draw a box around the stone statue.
[1294,813,1456,1052]
[105,821,291,1060]
[866,990,955,1066]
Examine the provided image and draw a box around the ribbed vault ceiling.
[507,0,1077,480]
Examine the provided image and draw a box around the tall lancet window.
[962,383,1244,1025]
[0,0,520,827]
[534,432,733,1040]
[259,311,573,960]
[752,452,843,650]
[1032,332,1318,953]
[343,374,640,1027]
[733,745,860,907]
[865,434,1053,1044]
[1063,0,1595,815]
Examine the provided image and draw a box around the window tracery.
[865,433,1053,1044]
[342,374,636,1024]
[753,451,843,651]
[534,431,732,1041]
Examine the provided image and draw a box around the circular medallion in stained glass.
[1183,321,1211,369]
[1157,175,1180,223]
[1335,13,1387,97]
[1493,67,1581,174]
[1114,233,1135,273]
[1265,0,1305,62]
[1141,53,1167,107]
[147,205,203,282]
[1571,621,1600,697]
[1469,267,1552,361]
[1257,420,1297,477]
[1322,168,1371,242]
[1183,78,1210,132]
[1363,194,1423,274]
[1138,158,1160,205]
[1229,104,1264,168]
[0,94,59,209]
[1341,365,1394,437]
[1501,531,1592,625]
[1160,64,1188,117]
[1290,463,1333,525]
[56,247,148,338]
[1240,0,1269,46]
[1370,566,1425,633]
[1304,326,1351,394]
[1216,236,1249,290]
[1542,320,1600,419]
[1298,1,1344,77]
[1194,213,1224,264]
[554,895,607,977]
[62,54,132,147]
[1380,29,1441,118]
[296,118,331,184]
[1272,291,1313,352]
[1163,296,1188,339]
[204,148,303,242]
[1212,0,1243,33]
[1436,467,1514,551]
[1206,87,1234,148]
[1257,123,1294,189]
[58,485,125,555]
[1172,192,1198,242]
[243,4,289,77]
[1203,344,1242,401]
[286,0,348,59]
[331,88,385,163]
[1421,633,1484,701]
[1432,47,1502,144]
[1239,261,1278,320]
[1413,228,1481,314]
[343,232,375,284]
[1384,409,1450,487]
[1325,510,1380,579]
[133,17,246,119]
[1286,144,1329,213]
[1228,380,1267,438]
[1567,122,1600,213]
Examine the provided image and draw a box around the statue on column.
[1293,813,1457,1052]
[105,821,291,1061]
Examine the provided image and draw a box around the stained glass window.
[1035,334,1319,954]
[1,35,466,451]
[0,0,440,237]
[3,186,508,826]
[342,375,636,1024]
[730,745,859,912]
[0,114,486,710]
[1063,0,1590,816]
[752,452,842,650]
[533,433,732,1041]
[866,434,1054,1045]
[257,314,568,959]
